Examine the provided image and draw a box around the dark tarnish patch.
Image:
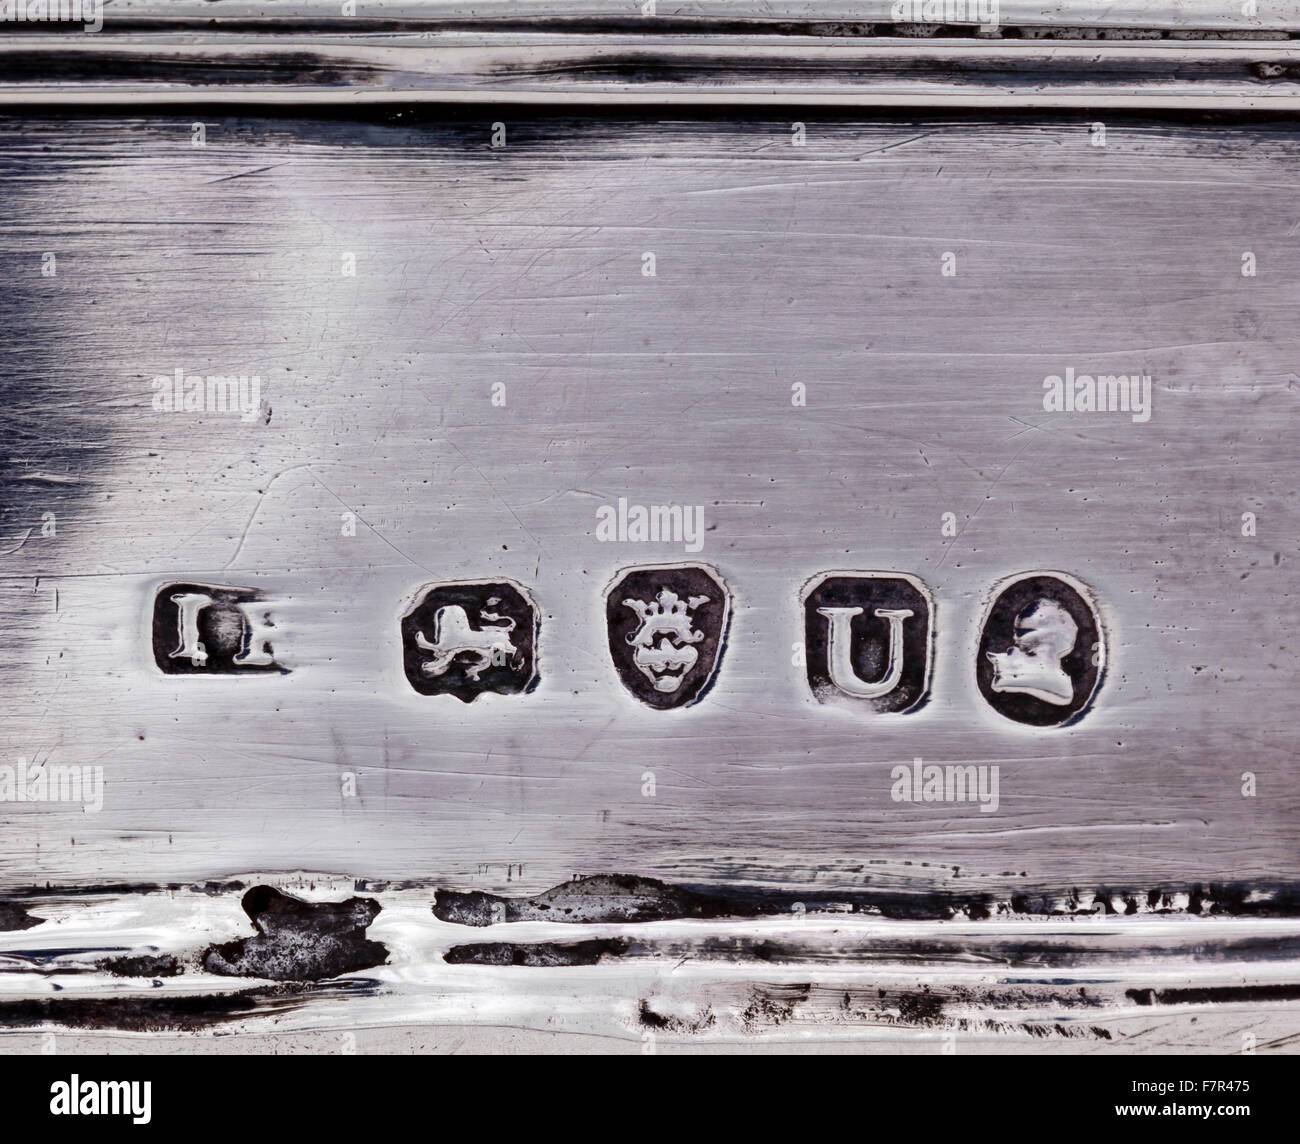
[895,987,945,1025]
[722,982,1114,1036]
[0,982,370,1032]
[1127,983,1300,1006]
[203,886,387,981]
[741,983,812,1032]
[1018,1023,1113,1040]
[0,51,376,88]
[1,14,1291,39]
[0,901,43,931]
[444,938,629,967]
[435,874,1300,925]
[0,991,264,1032]
[99,953,184,978]
[439,930,1300,969]
[434,874,733,926]
[638,999,718,1034]
[1,879,248,901]
[432,872,948,924]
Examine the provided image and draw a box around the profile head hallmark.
[401,579,539,702]
[976,571,1104,726]
[605,563,730,709]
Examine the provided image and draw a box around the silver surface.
[0,112,1296,899]
[8,34,1300,108]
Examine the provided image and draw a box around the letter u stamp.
[801,572,933,713]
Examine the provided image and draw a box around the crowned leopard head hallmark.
[624,588,710,693]
[605,564,730,709]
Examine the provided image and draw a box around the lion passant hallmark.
[400,580,539,703]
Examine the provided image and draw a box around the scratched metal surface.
[0,111,1296,904]
[67,0,1300,32]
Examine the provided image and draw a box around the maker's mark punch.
[152,583,285,674]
